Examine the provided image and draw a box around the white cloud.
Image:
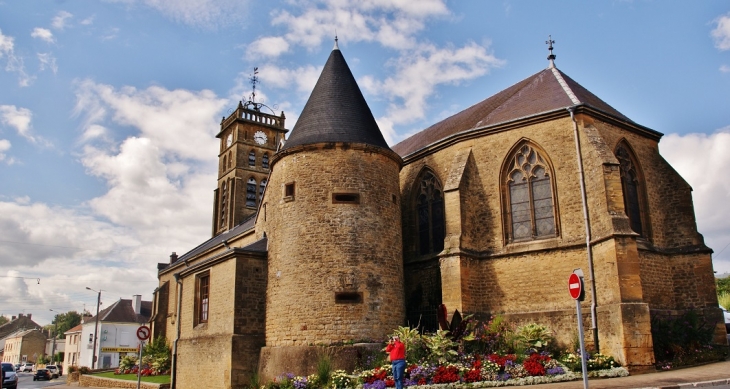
[247,36,290,58]
[712,13,730,51]
[0,105,33,139]
[31,28,55,43]
[81,15,95,25]
[0,29,33,86]
[249,0,449,57]
[0,139,13,164]
[37,52,58,73]
[721,64,730,73]
[107,0,248,29]
[361,42,504,143]
[51,11,73,30]
[661,129,730,274]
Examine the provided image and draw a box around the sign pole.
[569,269,589,389]
[137,341,143,389]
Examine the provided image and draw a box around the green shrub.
[79,366,91,374]
[718,292,730,311]
[315,353,332,386]
[651,310,726,367]
[513,323,554,353]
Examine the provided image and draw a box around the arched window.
[249,150,256,167]
[222,155,227,172]
[416,170,445,255]
[246,177,257,207]
[262,153,269,169]
[615,142,645,236]
[228,151,232,169]
[219,182,227,228]
[503,142,557,242]
[259,179,267,200]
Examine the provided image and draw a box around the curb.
[634,378,730,388]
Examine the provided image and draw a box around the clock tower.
[213,100,287,236]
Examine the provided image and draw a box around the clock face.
[226,134,233,147]
[254,131,268,145]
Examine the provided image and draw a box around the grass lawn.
[94,371,171,384]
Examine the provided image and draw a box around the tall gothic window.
[615,142,645,236]
[249,150,256,167]
[416,170,445,255]
[262,153,269,169]
[246,178,257,207]
[222,155,227,172]
[219,182,227,228]
[503,143,557,242]
[228,151,232,169]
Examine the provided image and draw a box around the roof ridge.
[550,67,580,105]
[100,299,122,321]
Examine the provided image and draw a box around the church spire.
[546,35,556,68]
[333,34,339,50]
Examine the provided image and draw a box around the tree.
[51,311,83,339]
[0,315,8,325]
[716,276,730,296]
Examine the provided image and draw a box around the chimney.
[27,314,31,319]
[170,252,178,264]
[18,313,23,318]
[132,295,142,315]
[12,315,16,320]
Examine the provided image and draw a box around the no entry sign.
[568,273,583,300]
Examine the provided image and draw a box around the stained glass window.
[417,171,445,255]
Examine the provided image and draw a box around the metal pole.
[137,341,143,389]
[568,107,599,352]
[51,321,57,363]
[576,299,589,389]
[87,288,101,370]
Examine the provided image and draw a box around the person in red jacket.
[385,335,406,389]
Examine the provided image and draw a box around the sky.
[1,0,729,326]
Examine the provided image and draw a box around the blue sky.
[1,0,729,325]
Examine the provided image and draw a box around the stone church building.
[151,42,726,388]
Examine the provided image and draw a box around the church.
[150,40,726,388]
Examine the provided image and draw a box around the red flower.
[433,366,460,383]
[464,369,482,383]
[385,378,395,387]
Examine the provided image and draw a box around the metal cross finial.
[334,34,339,50]
[249,67,260,110]
[546,35,556,68]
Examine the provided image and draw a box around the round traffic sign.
[136,325,151,341]
[568,273,582,300]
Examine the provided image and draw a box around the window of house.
[503,143,557,242]
[416,170,445,255]
[615,142,645,236]
[222,155,227,172]
[246,178,257,207]
[262,153,269,169]
[219,182,227,228]
[228,151,232,169]
[195,272,210,325]
[249,150,256,167]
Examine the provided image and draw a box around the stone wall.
[79,374,169,388]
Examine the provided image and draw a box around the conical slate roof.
[282,47,389,150]
[392,66,633,157]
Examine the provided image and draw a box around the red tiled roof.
[392,67,632,157]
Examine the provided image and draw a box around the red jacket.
[386,340,406,361]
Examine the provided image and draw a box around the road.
[14,371,67,388]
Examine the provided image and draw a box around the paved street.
[14,371,67,388]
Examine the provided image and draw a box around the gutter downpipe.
[568,106,599,353]
[171,273,183,389]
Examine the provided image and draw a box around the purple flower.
[546,367,565,375]
[363,380,386,389]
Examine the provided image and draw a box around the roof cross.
[546,35,556,68]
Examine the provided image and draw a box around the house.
[80,295,151,369]
[63,324,83,372]
[1,329,47,364]
[0,313,43,362]
[152,43,726,388]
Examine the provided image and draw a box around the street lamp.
[48,309,59,364]
[86,287,102,370]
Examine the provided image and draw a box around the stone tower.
[213,102,286,236]
[257,44,405,353]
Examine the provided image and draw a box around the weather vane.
[546,35,556,67]
[242,67,278,114]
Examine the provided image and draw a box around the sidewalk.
[49,360,730,389]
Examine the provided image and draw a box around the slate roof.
[283,47,389,150]
[88,298,152,324]
[172,215,257,265]
[392,66,633,157]
[0,315,42,340]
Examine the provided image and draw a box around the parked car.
[18,362,34,372]
[46,364,60,378]
[33,368,52,381]
[2,362,19,389]
[13,363,20,371]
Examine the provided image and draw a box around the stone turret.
[256,44,404,373]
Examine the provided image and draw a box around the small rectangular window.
[285,183,295,198]
[335,292,363,304]
[332,193,360,204]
